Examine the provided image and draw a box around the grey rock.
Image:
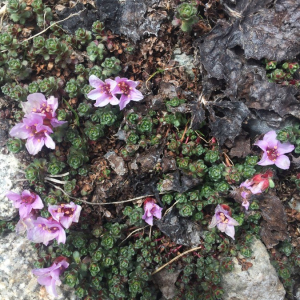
[173,49,195,79]
[0,232,76,300]
[0,152,20,221]
[221,238,286,300]
[104,151,128,176]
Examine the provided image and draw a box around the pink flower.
[27,217,66,246]
[254,130,294,169]
[208,204,239,240]
[32,256,69,297]
[142,198,163,226]
[9,114,55,155]
[87,75,119,107]
[240,170,274,194]
[48,202,82,229]
[5,190,44,219]
[112,77,144,110]
[22,93,66,128]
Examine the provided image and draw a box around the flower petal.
[242,201,249,210]
[152,206,162,219]
[6,191,21,201]
[44,134,55,149]
[225,225,235,240]
[263,130,277,145]
[275,154,291,170]
[119,95,131,110]
[109,95,120,105]
[129,89,144,101]
[87,89,103,100]
[27,93,47,103]
[89,75,104,88]
[208,215,218,228]
[277,141,295,155]
[26,138,44,155]
[217,222,227,232]
[254,140,268,151]
[9,123,31,139]
[94,97,110,107]
[105,79,118,91]
[257,152,274,166]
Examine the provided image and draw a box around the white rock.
[0,152,20,221]
[0,232,76,300]
[221,238,286,300]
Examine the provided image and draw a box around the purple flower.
[254,130,294,169]
[22,93,66,128]
[112,76,144,110]
[5,190,44,219]
[87,75,119,107]
[9,114,55,155]
[142,198,163,226]
[241,191,250,211]
[48,202,82,229]
[15,212,37,234]
[27,217,66,246]
[208,204,239,240]
[32,257,69,297]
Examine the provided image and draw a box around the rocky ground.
[1,0,300,299]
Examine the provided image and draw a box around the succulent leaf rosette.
[175,3,198,32]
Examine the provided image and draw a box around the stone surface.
[173,48,195,79]
[221,238,286,300]
[0,152,20,221]
[0,232,76,300]
[104,151,128,176]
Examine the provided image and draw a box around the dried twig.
[44,177,68,184]
[119,226,148,246]
[151,246,202,275]
[47,172,70,178]
[22,10,86,43]
[49,182,155,206]
[163,200,179,217]
[180,120,190,143]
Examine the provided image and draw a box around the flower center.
[49,226,60,233]
[118,82,130,95]
[99,83,111,95]
[21,195,35,205]
[266,146,279,161]
[56,206,75,218]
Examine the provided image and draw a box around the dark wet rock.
[227,133,252,158]
[134,146,163,173]
[161,156,177,173]
[155,208,204,247]
[259,193,289,248]
[158,170,202,193]
[94,175,124,200]
[207,101,250,145]
[56,3,100,33]
[188,101,206,130]
[195,0,300,142]
[58,0,166,43]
